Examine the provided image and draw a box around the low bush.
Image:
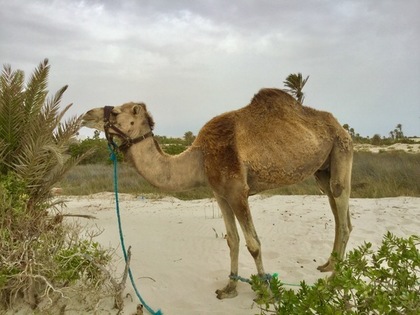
[251,232,419,314]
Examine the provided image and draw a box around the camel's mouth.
[80,114,95,128]
[81,109,105,131]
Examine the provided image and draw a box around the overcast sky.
[1,0,419,138]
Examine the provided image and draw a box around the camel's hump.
[249,88,300,111]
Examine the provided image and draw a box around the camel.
[82,88,353,299]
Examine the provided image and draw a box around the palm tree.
[0,59,89,208]
[283,73,310,104]
[395,124,404,140]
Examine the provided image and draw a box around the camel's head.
[82,102,155,139]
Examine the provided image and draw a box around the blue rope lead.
[109,145,163,315]
[230,272,302,287]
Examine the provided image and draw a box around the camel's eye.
[130,121,134,125]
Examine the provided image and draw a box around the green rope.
[108,144,163,315]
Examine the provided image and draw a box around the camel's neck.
[125,138,207,192]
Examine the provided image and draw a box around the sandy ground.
[43,193,420,315]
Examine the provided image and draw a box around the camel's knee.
[330,180,344,198]
[246,237,261,259]
[330,148,352,199]
[247,246,260,259]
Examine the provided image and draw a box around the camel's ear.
[132,104,142,115]
[132,103,154,129]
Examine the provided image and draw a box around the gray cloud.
[1,0,419,137]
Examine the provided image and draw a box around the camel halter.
[103,105,154,151]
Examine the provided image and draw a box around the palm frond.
[0,139,7,167]
[283,72,309,104]
[0,65,26,171]
[41,85,69,132]
[23,59,49,118]
[54,113,83,146]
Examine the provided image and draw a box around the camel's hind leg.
[315,143,353,272]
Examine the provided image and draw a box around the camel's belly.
[246,160,316,188]
[243,142,331,193]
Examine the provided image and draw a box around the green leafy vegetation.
[53,240,111,284]
[68,130,111,164]
[251,232,419,314]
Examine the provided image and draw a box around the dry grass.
[351,151,420,198]
[59,152,420,199]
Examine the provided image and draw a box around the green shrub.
[53,240,111,284]
[68,130,124,164]
[68,136,111,164]
[252,232,419,314]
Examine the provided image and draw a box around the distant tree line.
[342,123,414,145]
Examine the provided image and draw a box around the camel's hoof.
[317,260,335,272]
[215,287,238,299]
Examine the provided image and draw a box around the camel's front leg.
[318,196,352,272]
[318,200,351,272]
[214,195,240,299]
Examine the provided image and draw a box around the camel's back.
[195,88,341,150]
